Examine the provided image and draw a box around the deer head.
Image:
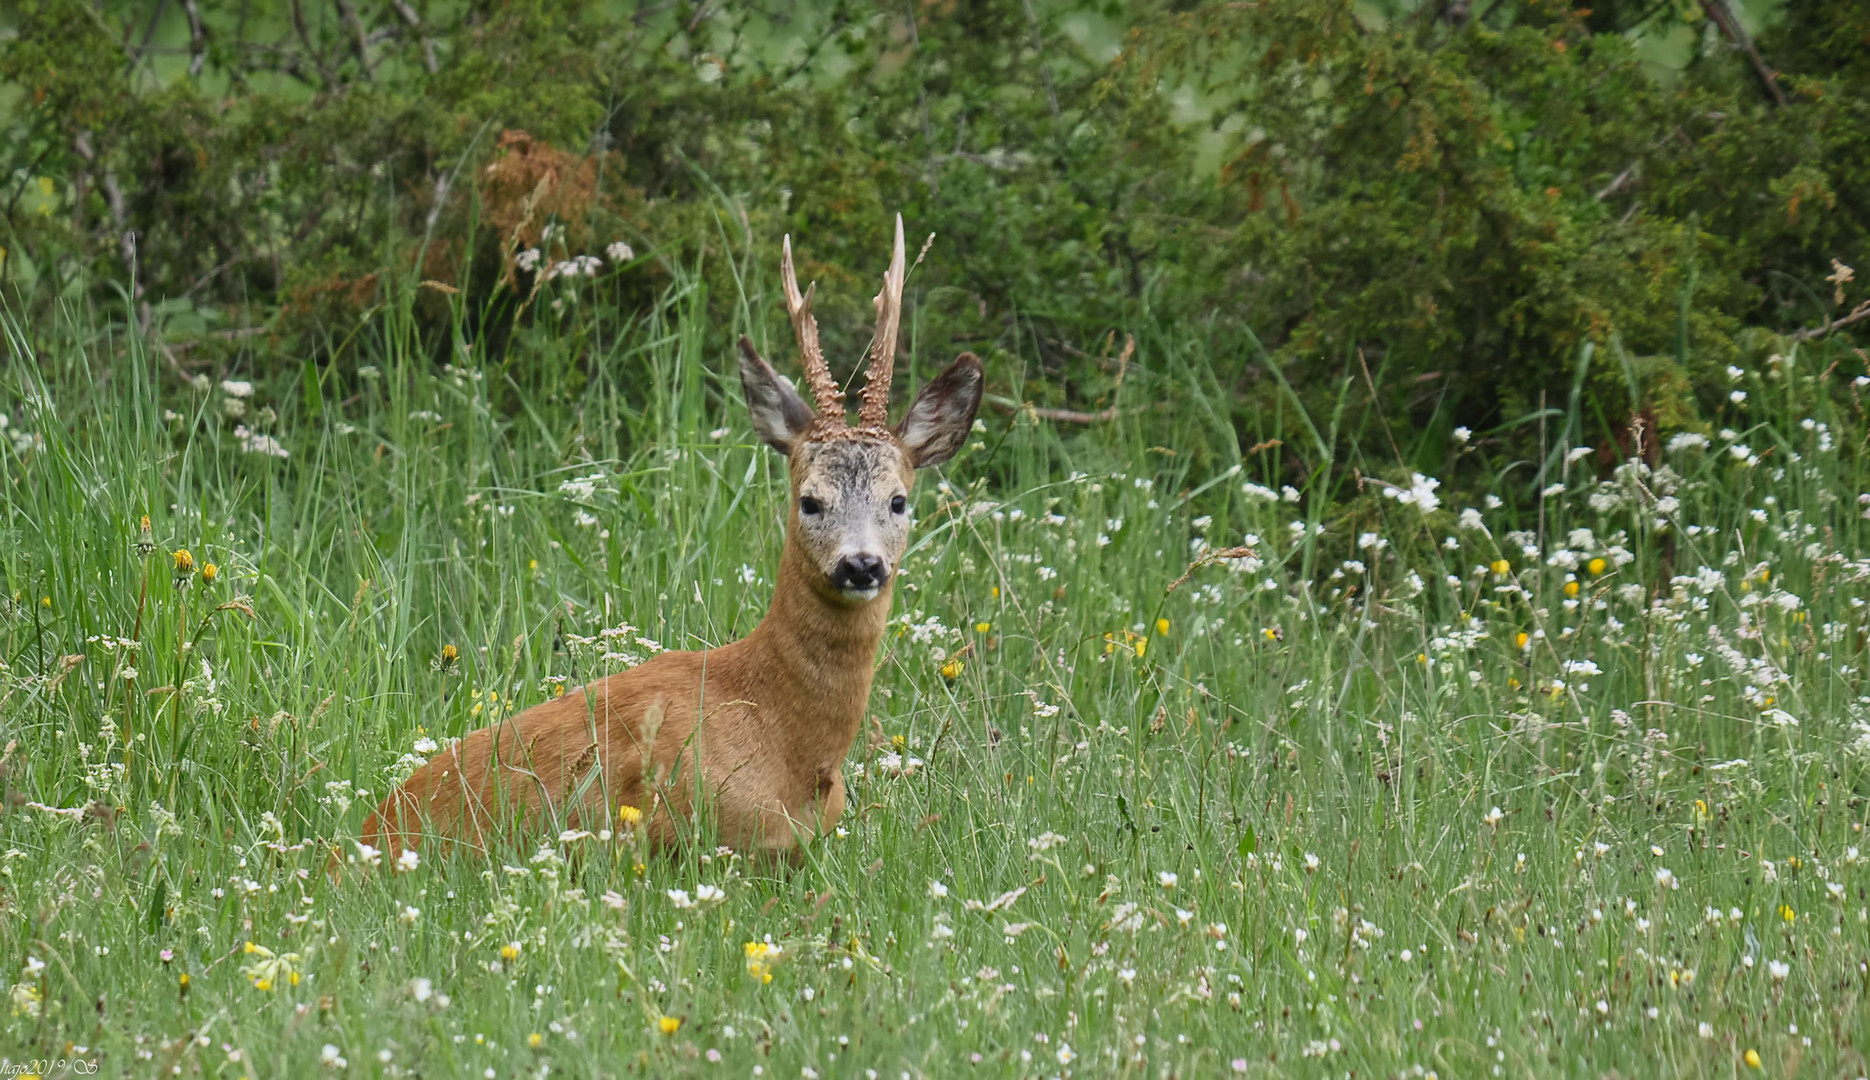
[737,215,983,606]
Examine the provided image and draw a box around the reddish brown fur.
[359,459,906,862]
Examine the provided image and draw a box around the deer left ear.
[738,337,817,454]
[896,353,983,468]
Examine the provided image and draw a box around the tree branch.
[1699,0,1786,107]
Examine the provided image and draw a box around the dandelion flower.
[1587,557,1607,575]
[1156,618,1170,636]
[940,658,964,681]
[172,548,196,576]
[528,1033,543,1049]
[433,644,460,674]
[500,942,521,962]
[658,1016,682,1035]
[200,562,218,585]
[1745,1049,1762,1069]
[618,805,643,827]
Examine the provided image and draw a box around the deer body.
[360,216,981,861]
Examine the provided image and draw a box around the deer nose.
[831,554,889,591]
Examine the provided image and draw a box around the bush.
[2,0,1865,494]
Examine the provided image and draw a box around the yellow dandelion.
[135,515,155,556]
[618,804,643,827]
[201,562,218,585]
[528,1033,544,1049]
[940,658,964,681]
[1587,557,1607,575]
[1779,904,1794,924]
[1515,631,1530,649]
[40,595,50,609]
[1490,559,1511,576]
[1564,580,1580,598]
[1155,618,1170,636]
[658,1016,682,1035]
[500,942,521,961]
[975,621,991,633]
[1261,627,1281,642]
[1134,638,1147,658]
[990,585,1000,598]
[178,973,190,993]
[172,548,195,575]
[1745,1049,1761,1069]
[433,643,460,674]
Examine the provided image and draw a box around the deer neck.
[741,536,891,759]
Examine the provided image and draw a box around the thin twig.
[181,0,208,77]
[1789,300,1870,342]
[1699,0,1786,107]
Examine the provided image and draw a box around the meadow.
[1,263,1868,1078]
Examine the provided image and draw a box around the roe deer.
[359,215,982,862]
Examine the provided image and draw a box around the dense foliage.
[2,0,1867,491]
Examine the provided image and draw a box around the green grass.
[1,270,1868,1079]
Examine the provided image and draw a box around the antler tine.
[780,234,845,421]
[858,214,907,430]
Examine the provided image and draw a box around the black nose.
[831,554,888,591]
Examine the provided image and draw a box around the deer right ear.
[737,337,816,454]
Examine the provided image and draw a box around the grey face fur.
[790,438,913,602]
[737,342,984,604]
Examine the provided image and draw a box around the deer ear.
[738,337,816,454]
[895,353,983,468]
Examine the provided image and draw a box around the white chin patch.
[839,586,880,602]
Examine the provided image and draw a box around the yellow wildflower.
[201,562,219,585]
[1155,617,1170,636]
[1564,580,1580,598]
[975,621,991,633]
[940,658,964,681]
[1745,1049,1761,1069]
[744,941,779,984]
[1587,557,1607,575]
[658,1016,682,1035]
[618,805,643,827]
[1490,559,1511,576]
[500,942,521,961]
[172,548,196,575]
[528,1033,544,1049]
[1515,631,1530,649]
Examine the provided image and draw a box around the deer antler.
[858,214,907,431]
[779,234,845,421]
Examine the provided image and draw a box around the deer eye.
[890,495,907,515]
[799,496,823,516]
